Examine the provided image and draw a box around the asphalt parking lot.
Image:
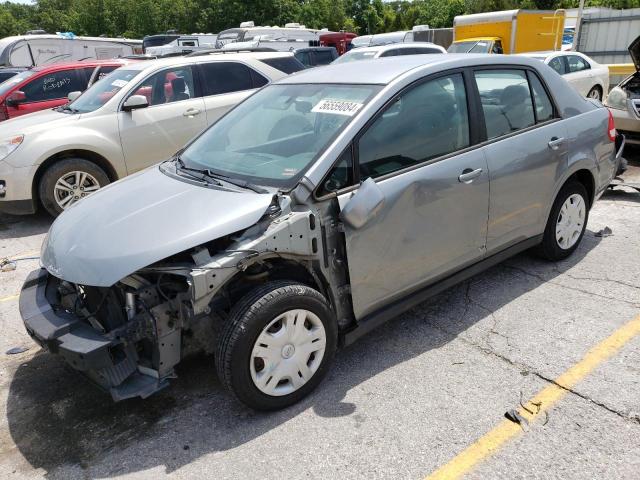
[0,152,639,480]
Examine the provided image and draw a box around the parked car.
[332,42,446,64]
[605,35,640,145]
[0,52,299,216]
[20,54,622,410]
[0,67,28,84]
[0,59,136,121]
[293,47,338,67]
[319,32,357,55]
[521,51,610,100]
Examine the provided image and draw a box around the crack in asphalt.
[501,264,640,308]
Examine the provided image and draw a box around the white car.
[0,52,302,216]
[332,42,446,64]
[521,51,610,100]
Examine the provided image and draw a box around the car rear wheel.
[216,281,337,410]
[538,180,589,261]
[39,158,110,217]
[587,86,602,101]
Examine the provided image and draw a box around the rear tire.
[38,158,110,217]
[587,86,602,101]
[216,281,337,411]
[538,180,589,261]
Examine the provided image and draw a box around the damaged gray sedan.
[20,54,622,410]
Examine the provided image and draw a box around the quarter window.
[474,69,535,139]
[21,70,86,103]
[358,73,470,180]
[318,148,354,196]
[528,72,555,123]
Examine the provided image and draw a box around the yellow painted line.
[0,294,19,303]
[426,313,640,480]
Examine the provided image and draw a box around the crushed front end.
[19,267,192,400]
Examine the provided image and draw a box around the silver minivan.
[20,54,622,410]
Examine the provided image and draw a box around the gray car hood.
[41,165,274,286]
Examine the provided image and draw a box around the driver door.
[118,65,206,173]
[335,72,490,319]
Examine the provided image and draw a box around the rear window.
[0,70,35,96]
[259,57,306,74]
[314,50,336,65]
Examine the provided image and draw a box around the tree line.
[1,0,639,40]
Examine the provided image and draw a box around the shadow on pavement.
[5,231,601,478]
[0,212,52,241]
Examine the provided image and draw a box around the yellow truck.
[448,10,565,55]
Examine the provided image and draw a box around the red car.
[319,32,358,56]
[0,59,136,121]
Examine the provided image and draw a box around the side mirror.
[6,90,26,107]
[340,177,385,229]
[122,94,149,112]
[67,91,82,102]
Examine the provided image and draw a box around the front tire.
[38,158,110,217]
[216,281,338,411]
[587,86,602,101]
[539,180,589,261]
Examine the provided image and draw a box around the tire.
[538,180,589,261]
[38,158,110,217]
[587,86,602,101]
[216,281,338,411]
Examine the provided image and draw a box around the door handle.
[548,137,565,150]
[458,168,483,184]
[183,108,202,117]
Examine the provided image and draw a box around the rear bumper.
[20,269,168,400]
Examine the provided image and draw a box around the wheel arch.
[32,149,119,204]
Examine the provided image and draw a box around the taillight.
[607,108,616,142]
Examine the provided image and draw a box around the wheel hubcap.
[250,309,326,397]
[54,171,101,210]
[556,193,585,250]
[589,89,600,100]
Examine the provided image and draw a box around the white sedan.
[521,51,610,101]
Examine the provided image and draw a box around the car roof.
[30,58,135,72]
[123,51,295,72]
[278,53,547,85]
[353,42,443,54]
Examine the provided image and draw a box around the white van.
[0,34,143,67]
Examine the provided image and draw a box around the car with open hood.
[0,52,300,216]
[20,54,622,410]
[605,35,640,145]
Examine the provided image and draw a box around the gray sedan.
[20,54,622,410]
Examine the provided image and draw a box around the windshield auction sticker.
[312,99,363,116]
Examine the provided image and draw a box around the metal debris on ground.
[5,346,30,355]
[594,226,613,238]
[0,255,40,272]
[505,409,530,432]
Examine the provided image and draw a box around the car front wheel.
[38,158,110,217]
[539,180,589,261]
[216,281,337,410]
[587,86,602,101]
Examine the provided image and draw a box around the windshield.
[69,69,139,113]
[448,41,491,54]
[0,70,34,96]
[180,83,381,189]
[332,50,378,64]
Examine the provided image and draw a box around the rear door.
[335,72,490,319]
[197,61,268,126]
[7,68,87,118]
[475,68,567,253]
[118,65,206,172]
[564,55,592,96]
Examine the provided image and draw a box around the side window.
[313,50,336,65]
[81,67,97,85]
[548,57,566,75]
[94,65,118,83]
[528,72,554,123]
[131,66,196,106]
[21,70,85,103]
[474,69,535,140]
[199,62,254,96]
[358,73,470,180]
[567,55,590,73]
[260,57,306,74]
[492,41,503,54]
[415,47,445,55]
[318,148,354,196]
[379,49,400,58]
[295,51,312,67]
